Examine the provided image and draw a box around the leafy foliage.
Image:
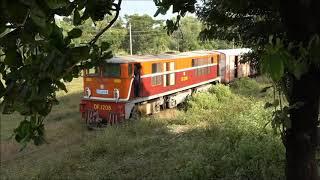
[0,0,121,145]
[123,14,170,55]
[58,14,233,55]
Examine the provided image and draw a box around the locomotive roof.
[105,48,251,64]
[213,48,251,56]
[106,50,217,64]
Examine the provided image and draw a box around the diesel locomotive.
[79,49,252,126]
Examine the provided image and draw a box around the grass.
[0,78,83,140]
[0,77,285,179]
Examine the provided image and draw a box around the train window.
[151,63,162,86]
[192,59,196,67]
[86,67,99,76]
[193,58,209,67]
[128,64,132,76]
[103,63,121,77]
[211,57,214,64]
[152,63,162,73]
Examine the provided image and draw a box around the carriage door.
[229,55,235,81]
[234,56,239,78]
[134,63,141,97]
[219,54,226,82]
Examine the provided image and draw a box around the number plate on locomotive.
[93,104,112,111]
[96,89,108,95]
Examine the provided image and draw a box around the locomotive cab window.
[103,63,121,77]
[86,67,99,76]
[128,64,133,76]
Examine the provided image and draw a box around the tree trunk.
[285,70,320,180]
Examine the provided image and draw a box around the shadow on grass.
[0,91,88,163]
[229,77,273,100]
[26,116,284,180]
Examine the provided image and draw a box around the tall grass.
[1,77,285,179]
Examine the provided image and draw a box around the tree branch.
[88,0,122,45]
[5,9,30,29]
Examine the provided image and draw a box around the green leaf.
[284,118,291,129]
[49,24,65,49]
[30,5,46,28]
[0,81,5,98]
[269,54,284,81]
[63,73,73,82]
[14,120,31,143]
[292,62,308,80]
[101,52,113,61]
[55,80,68,93]
[4,49,22,68]
[262,50,285,82]
[0,25,6,35]
[73,10,81,26]
[273,99,279,107]
[154,7,169,17]
[101,41,111,52]
[69,46,90,61]
[264,100,279,109]
[67,28,82,39]
[45,0,68,9]
[264,102,273,109]
[260,86,272,93]
[64,37,71,45]
[38,102,53,116]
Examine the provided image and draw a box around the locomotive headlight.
[84,87,91,98]
[114,88,120,102]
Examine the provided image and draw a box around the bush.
[178,82,285,179]
[209,84,233,100]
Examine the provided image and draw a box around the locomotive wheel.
[130,105,141,120]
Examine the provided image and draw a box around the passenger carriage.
[79,49,252,126]
[214,48,252,83]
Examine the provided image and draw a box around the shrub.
[209,84,233,100]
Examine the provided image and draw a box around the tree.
[171,16,202,51]
[154,0,320,179]
[169,16,234,52]
[58,16,127,54]
[0,0,122,146]
[123,14,170,54]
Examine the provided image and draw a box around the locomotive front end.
[79,62,134,126]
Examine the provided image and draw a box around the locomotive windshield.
[103,63,121,77]
[86,67,99,76]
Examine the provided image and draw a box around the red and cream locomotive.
[79,49,252,126]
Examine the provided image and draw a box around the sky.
[119,0,176,20]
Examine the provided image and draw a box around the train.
[79,48,254,126]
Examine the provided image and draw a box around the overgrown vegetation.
[1,78,285,179]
